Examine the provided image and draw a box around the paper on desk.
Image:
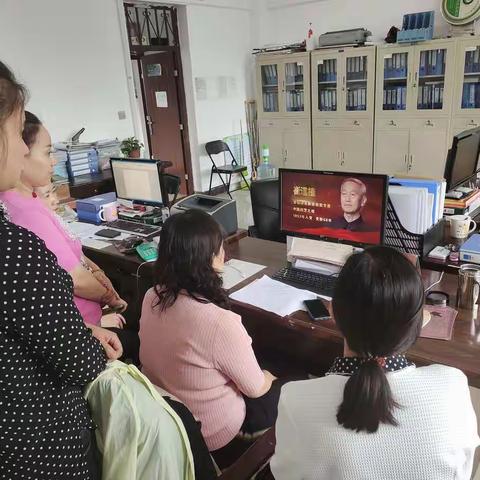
[81,238,110,250]
[221,259,266,290]
[67,221,103,240]
[229,275,318,317]
[294,258,341,275]
[288,237,354,266]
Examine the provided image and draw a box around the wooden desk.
[85,236,480,388]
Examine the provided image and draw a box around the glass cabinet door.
[416,48,447,111]
[317,58,338,112]
[260,64,279,113]
[461,46,480,110]
[284,61,305,113]
[345,55,368,111]
[382,52,409,111]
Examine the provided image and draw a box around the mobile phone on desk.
[304,299,331,321]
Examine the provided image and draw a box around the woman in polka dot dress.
[0,62,118,479]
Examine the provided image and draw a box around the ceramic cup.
[449,214,477,239]
[99,201,118,222]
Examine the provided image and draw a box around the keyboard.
[272,266,337,297]
[106,219,161,238]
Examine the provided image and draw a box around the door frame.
[117,1,194,194]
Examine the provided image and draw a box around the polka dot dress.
[0,205,106,479]
[326,354,414,377]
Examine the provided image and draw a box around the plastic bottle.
[257,145,277,180]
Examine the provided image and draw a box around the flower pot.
[129,149,141,158]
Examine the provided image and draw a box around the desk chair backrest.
[205,140,238,166]
[162,173,181,207]
[250,179,286,243]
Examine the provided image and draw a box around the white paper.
[81,238,110,250]
[221,259,266,290]
[67,221,103,240]
[155,91,168,108]
[294,258,341,276]
[229,275,321,317]
[288,237,354,266]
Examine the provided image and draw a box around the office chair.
[249,179,286,243]
[162,173,181,207]
[205,140,250,199]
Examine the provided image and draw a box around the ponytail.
[336,358,399,433]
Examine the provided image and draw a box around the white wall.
[179,3,255,191]
[257,0,449,46]
[0,0,134,143]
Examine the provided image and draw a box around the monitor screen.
[448,128,480,189]
[111,159,165,206]
[280,169,388,246]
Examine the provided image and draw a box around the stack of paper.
[229,275,318,317]
[287,236,354,266]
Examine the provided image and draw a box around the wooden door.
[141,51,187,193]
[374,129,409,175]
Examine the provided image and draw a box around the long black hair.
[153,209,229,310]
[332,246,424,433]
[22,111,42,148]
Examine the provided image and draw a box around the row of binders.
[319,88,337,111]
[286,90,304,111]
[262,65,278,87]
[346,56,368,81]
[389,177,446,235]
[419,49,446,77]
[346,87,367,111]
[417,83,444,110]
[465,48,480,74]
[318,60,337,82]
[383,86,407,110]
[462,82,480,109]
[263,92,279,112]
[285,62,303,84]
[384,53,408,79]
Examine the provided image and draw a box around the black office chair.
[162,173,181,207]
[205,140,250,199]
[249,179,286,243]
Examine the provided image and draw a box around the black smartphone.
[304,299,331,321]
[95,228,121,239]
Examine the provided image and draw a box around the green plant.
[121,137,144,156]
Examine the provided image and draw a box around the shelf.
[346,79,368,83]
[464,72,480,77]
[285,83,304,87]
[384,77,407,81]
[318,81,337,85]
[262,84,278,88]
[419,74,445,79]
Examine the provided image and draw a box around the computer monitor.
[110,158,167,207]
[444,127,480,190]
[280,169,388,247]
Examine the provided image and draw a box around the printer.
[170,194,238,235]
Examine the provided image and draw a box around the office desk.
[85,236,480,388]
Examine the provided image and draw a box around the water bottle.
[257,145,277,179]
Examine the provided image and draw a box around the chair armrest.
[218,428,276,480]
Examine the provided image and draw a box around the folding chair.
[205,140,250,199]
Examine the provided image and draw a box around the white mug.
[449,214,477,239]
[99,201,118,222]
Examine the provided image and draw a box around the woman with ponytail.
[271,246,479,480]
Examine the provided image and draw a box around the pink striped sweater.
[139,288,265,451]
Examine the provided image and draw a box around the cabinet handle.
[408,154,413,172]
[353,120,360,126]
[389,120,397,126]
[324,121,331,126]
[284,149,288,164]
[413,71,418,88]
[425,120,434,127]
[293,122,300,126]
[404,154,408,166]
[468,120,479,127]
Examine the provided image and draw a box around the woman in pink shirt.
[139,210,282,459]
[0,112,141,361]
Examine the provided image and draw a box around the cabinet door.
[412,41,455,115]
[409,124,449,178]
[258,119,284,169]
[282,55,310,116]
[257,60,280,117]
[342,128,374,173]
[311,51,341,116]
[312,127,342,170]
[377,46,415,115]
[374,129,409,175]
[344,47,376,116]
[283,120,312,169]
[454,39,480,115]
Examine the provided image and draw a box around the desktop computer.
[107,158,169,236]
[444,127,480,191]
[272,169,389,296]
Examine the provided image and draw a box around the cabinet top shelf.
[318,80,337,85]
[384,77,407,81]
[464,72,480,77]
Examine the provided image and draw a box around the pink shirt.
[0,190,102,325]
[139,288,265,451]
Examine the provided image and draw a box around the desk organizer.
[384,199,445,257]
[397,11,434,43]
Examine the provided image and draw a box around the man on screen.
[331,178,369,231]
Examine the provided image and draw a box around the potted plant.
[121,137,144,158]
